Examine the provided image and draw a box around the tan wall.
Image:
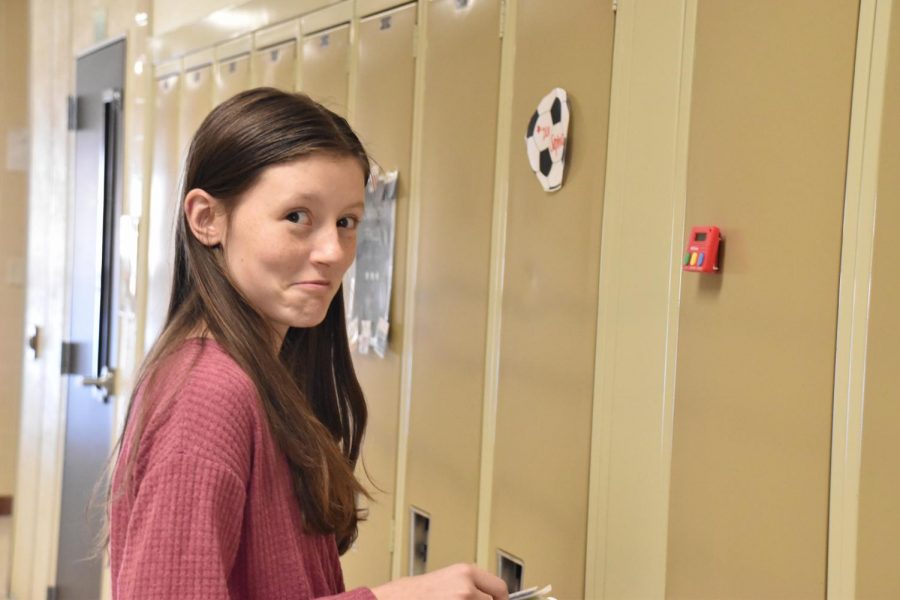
[154,0,230,36]
[0,0,29,499]
[856,2,900,597]
[666,1,859,598]
[13,0,73,591]
[70,0,135,56]
[152,0,331,36]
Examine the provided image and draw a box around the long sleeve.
[114,451,247,599]
[110,339,378,599]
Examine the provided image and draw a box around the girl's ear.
[184,188,227,246]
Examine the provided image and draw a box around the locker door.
[300,24,350,117]
[339,4,416,589]
[666,2,859,598]
[214,54,251,105]
[145,72,181,351]
[402,0,502,575]
[146,64,211,351]
[179,65,213,157]
[856,5,900,597]
[489,1,614,598]
[253,40,296,91]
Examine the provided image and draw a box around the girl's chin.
[281,312,329,330]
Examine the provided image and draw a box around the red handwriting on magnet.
[536,124,551,140]
[551,134,565,152]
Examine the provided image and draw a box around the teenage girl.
[109,87,508,600]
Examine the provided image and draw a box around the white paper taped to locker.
[347,167,398,358]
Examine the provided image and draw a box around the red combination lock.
[682,226,721,273]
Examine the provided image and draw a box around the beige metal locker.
[145,71,181,351]
[856,4,900,597]
[300,24,350,117]
[488,1,614,597]
[178,64,213,157]
[401,0,502,575]
[253,40,297,91]
[666,2,859,598]
[340,3,416,588]
[214,54,251,105]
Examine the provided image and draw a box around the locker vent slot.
[409,507,430,576]
[497,550,524,594]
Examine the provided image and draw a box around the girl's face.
[221,154,365,341]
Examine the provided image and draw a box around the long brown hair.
[119,88,370,553]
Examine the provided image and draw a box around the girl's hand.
[371,563,509,600]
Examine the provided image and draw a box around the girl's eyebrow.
[285,193,364,211]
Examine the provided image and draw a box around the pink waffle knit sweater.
[110,338,376,600]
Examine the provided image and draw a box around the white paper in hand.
[509,585,553,600]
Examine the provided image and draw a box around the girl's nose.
[310,226,345,265]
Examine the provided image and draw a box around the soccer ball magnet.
[525,87,570,192]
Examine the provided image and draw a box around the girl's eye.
[286,211,310,225]
[338,215,361,230]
